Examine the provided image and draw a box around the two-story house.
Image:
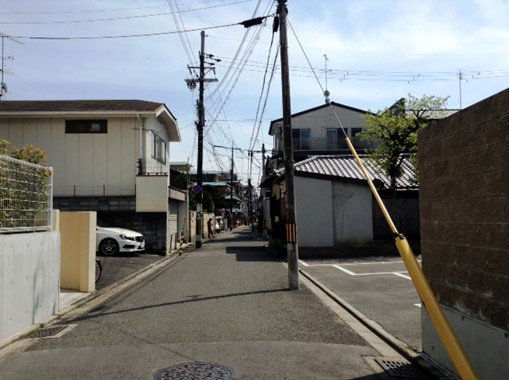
[267,101,373,170]
[0,100,185,253]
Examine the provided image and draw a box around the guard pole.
[346,137,478,380]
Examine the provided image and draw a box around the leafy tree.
[1,140,48,165]
[358,94,448,189]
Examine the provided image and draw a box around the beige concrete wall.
[136,175,169,212]
[59,211,96,292]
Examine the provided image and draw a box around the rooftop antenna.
[323,54,330,104]
[0,32,23,100]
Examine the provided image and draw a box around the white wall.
[0,117,140,196]
[136,175,169,212]
[295,176,334,247]
[0,232,60,345]
[422,305,509,379]
[292,105,365,139]
[332,182,373,245]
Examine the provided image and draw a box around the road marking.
[393,272,412,280]
[414,303,422,308]
[333,264,356,275]
[300,260,417,280]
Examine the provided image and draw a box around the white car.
[96,226,145,256]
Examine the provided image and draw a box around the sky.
[1,0,508,185]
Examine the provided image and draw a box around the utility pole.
[0,32,22,100]
[185,31,217,248]
[230,145,234,230]
[212,144,242,231]
[277,0,299,289]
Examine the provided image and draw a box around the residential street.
[0,227,434,379]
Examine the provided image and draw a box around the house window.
[351,128,362,138]
[326,128,339,150]
[65,119,107,133]
[151,132,167,164]
[292,128,310,150]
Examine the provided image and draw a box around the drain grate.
[26,325,71,339]
[375,358,425,378]
[154,362,233,380]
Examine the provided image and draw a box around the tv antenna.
[323,54,330,104]
[1,32,23,100]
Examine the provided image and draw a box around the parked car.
[96,226,145,256]
[215,216,224,233]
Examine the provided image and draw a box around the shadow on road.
[67,287,291,322]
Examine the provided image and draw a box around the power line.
[8,20,264,40]
[0,1,253,24]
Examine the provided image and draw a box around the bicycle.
[95,259,102,284]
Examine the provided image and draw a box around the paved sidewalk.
[0,226,427,379]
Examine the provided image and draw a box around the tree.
[358,94,449,189]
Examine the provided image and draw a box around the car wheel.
[99,238,119,256]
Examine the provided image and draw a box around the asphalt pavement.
[0,226,436,379]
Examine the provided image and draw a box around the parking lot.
[96,251,167,289]
[299,256,422,352]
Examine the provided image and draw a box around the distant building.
[267,101,374,171]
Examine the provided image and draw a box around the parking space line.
[332,264,356,275]
[393,272,411,280]
[300,260,416,280]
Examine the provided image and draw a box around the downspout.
[137,113,144,175]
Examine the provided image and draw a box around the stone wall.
[418,88,509,377]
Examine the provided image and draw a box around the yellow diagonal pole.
[346,137,478,380]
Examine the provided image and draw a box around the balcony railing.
[275,136,375,154]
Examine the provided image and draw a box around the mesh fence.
[0,155,53,233]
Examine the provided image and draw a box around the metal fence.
[0,155,53,233]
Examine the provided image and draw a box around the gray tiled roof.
[291,154,418,189]
[0,99,166,113]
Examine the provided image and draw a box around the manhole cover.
[154,362,233,380]
[26,325,69,339]
[375,358,424,378]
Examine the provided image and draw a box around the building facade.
[0,100,185,252]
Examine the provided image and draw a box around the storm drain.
[154,362,233,380]
[374,358,425,378]
[26,324,75,339]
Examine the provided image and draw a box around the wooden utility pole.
[277,0,299,289]
[195,31,206,248]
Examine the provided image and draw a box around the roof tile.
[291,154,418,189]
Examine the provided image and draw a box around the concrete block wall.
[418,88,509,377]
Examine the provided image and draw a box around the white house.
[0,100,186,252]
[268,101,372,168]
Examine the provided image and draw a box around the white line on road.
[332,265,357,275]
[414,303,422,308]
[393,272,412,280]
